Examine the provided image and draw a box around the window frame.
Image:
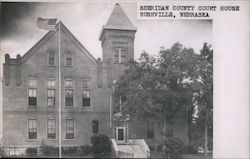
[28,118,37,140]
[47,78,56,107]
[65,119,74,140]
[47,51,55,66]
[92,120,99,134]
[28,78,37,107]
[113,47,127,64]
[65,52,73,66]
[64,79,74,107]
[47,118,56,140]
[82,79,91,108]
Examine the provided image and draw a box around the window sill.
[64,65,73,67]
[47,139,57,141]
[27,139,39,142]
[81,106,91,109]
[63,139,76,141]
[47,65,56,67]
[28,106,37,108]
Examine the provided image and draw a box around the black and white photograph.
[0,1,249,158]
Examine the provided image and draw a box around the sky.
[0,2,212,66]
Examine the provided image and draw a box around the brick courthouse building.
[2,4,187,154]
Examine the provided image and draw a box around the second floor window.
[66,119,74,139]
[65,52,72,66]
[28,78,37,107]
[28,119,37,139]
[65,79,73,107]
[82,79,90,107]
[48,51,55,66]
[47,78,55,106]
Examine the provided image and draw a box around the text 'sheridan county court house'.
[2,3,187,157]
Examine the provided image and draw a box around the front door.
[116,127,125,143]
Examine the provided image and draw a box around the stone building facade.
[2,4,187,151]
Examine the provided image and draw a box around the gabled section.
[99,3,137,40]
[22,21,97,64]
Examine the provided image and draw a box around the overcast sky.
[0,2,212,64]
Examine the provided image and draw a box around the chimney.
[3,54,10,86]
[16,54,22,86]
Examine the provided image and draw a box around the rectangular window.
[65,79,73,107]
[47,118,56,139]
[28,119,37,139]
[92,120,99,134]
[147,121,154,139]
[48,51,55,66]
[113,48,127,63]
[66,119,74,139]
[47,78,55,106]
[82,79,90,107]
[28,78,37,107]
[65,52,72,66]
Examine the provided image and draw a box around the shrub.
[77,145,92,156]
[157,144,163,152]
[181,145,198,154]
[40,143,58,156]
[26,147,38,157]
[164,137,184,158]
[62,146,78,156]
[91,134,111,158]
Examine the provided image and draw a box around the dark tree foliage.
[91,134,112,158]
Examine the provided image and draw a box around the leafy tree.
[91,134,111,158]
[114,43,197,152]
[189,43,213,157]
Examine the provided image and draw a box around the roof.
[22,21,97,64]
[99,3,137,40]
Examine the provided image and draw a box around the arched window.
[65,52,73,66]
[48,51,55,66]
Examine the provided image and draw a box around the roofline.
[98,25,137,41]
[22,21,97,64]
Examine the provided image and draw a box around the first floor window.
[66,119,74,139]
[47,119,56,139]
[147,121,154,139]
[28,119,37,139]
[92,120,99,134]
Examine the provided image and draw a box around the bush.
[62,146,78,156]
[77,145,92,156]
[40,144,58,156]
[91,134,111,158]
[164,137,184,158]
[26,147,38,157]
[157,144,163,152]
[181,145,198,154]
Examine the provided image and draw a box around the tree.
[91,134,112,158]
[114,43,197,154]
[190,43,213,157]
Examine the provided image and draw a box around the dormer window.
[113,47,127,63]
[48,51,55,66]
[65,52,72,66]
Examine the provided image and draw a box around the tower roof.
[99,3,137,40]
[104,3,136,30]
